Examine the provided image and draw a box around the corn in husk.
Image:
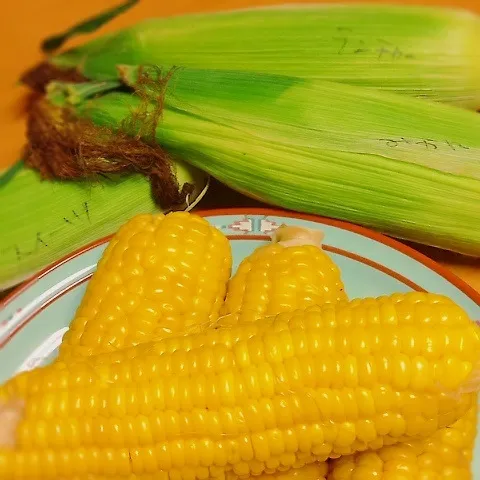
[0,160,208,290]
[40,66,480,255]
[37,3,480,109]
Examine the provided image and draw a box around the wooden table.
[1,0,478,294]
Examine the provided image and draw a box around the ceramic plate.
[1,208,479,475]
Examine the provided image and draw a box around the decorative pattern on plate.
[222,215,280,235]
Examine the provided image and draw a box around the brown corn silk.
[24,69,183,208]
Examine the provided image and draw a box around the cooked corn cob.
[58,211,232,360]
[43,66,480,255]
[221,225,345,480]
[328,398,478,479]
[221,225,347,322]
[0,161,208,290]
[33,3,480,109]
[6,292,469,394]
[1,294,479,480]
[221,241,478,480]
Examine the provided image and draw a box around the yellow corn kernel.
[328,396,478,480]
[1,294,479,480]
[221,226,347,323]
[226,462,328,480]
[59,212,232,359]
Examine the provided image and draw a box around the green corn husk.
[0,160,209,290]
[41,4,480,109]
[44,67,480,255]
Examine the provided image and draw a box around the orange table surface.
[1,0,479,295]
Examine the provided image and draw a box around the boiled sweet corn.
[222,254,478,480]
[1,293,479,480]
[5,292,473,395]
[221,226,345,480]
[58,211,232,359]
[328,398,478,479]
[221,226,347,322]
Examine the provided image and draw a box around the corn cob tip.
[272,225,325,248]
[457,358,480,394]
[0,400,23,448]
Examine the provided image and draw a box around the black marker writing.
[333,36,348,55]
[6,200,94,264]
[378,137,471,151]
[84,202,91,222]
[445,140,470,151]
[378,137,411,148]
[415,139,437,150]
[333,28,414,60]
[36,233,47,248]
[354,40,368,54]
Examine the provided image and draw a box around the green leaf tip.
[0,160,25,188]
[41,0,139,53]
